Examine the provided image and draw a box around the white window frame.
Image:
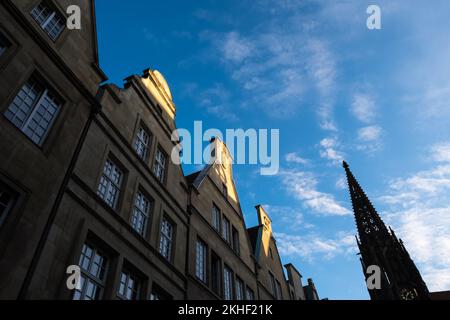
[31,2,66,40]
[223,266,233,300]
[130,191,151,236]
[97,159,123,209]
[159,217,174,261]
[222,216,231,243]
[246,287,255,300]
[153,148,167,183]
[195,239,207,283]
[73,243,108,300]
[134,126,151,161]
[235,278,244,300]
[117,270,141,300]
[5,77,61,146]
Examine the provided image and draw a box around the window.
[269,272,276,298]
[131,191,151,236]
[73,243,108,300]
[0,183,16,227]
[4,76,61,145]
[212,204,221,232]
[31,1,66,40]
[0,32,11,57]
[159,217,174,260]
[235,278,244,300]
[195,239,207,283]
[246,287,255,300]
[211,252,221,295]
[275,280,283,300]
[117,270,141,300]
[223,266,233,300]
[97,159,123,209]
[222,183,228,198]
[269,248,274,260]
[222,216,231,243]
[153,148,167,183]
[232,227,240,255]
[134,126,151,161]
[150,283,172,300]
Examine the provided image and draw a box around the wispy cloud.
[319,137,344,165]
[285,152,309,165]
[275,231,356,262]
[351,93,376,124]
[280,169,351,216]
[379,143,450,291]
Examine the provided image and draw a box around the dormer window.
[31,1,66,41]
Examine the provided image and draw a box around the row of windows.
[211,204,240,255]
[269,272,283,300]
[194,238,254,300]
[96,157,173,257]
[73,241,172,300]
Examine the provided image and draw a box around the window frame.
[159,216,175,261]
[130,189,152,237]
[4,75,63,146]
[211,203,221,232]
[117,269,141,300]
[97,157,124,210]
[223,265,234,300]
[153,147,168,184]
[211,251,221,296]
[133,125,152,162]
[232,226,240,255]
[195,238,208,284]
[235,277,245,300]
[73,242,109,300]
[222,216,231,243]
[30,1,67,41]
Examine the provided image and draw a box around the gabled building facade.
[0,0,320,300]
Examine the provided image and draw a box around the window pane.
[118,271,140,300]
[97,159,122,209]
[195,240,207,282]
[154,149,167,183]
[31,2,65,40]
[134,127,150,161]
[74,243,107,300]
[159,218,173,260]
[131,191,151,236]
[5,79,43,130]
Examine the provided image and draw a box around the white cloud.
[280,169,351,216]
[357,125,382,142]
[319,137,344,164]
[335,176,347,190]
[263,205,308,231]
[275,231,356,262]
[430,142,450,162]
[351,93,376,123]
[285,152,309,165]
[379,143,450,291]
[221,32,253,63]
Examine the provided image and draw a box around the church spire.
[342,161,430,300]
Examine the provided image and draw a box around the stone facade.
[0,0,319,300]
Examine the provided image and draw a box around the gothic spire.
[343,161,389,242]
[342,161,430,300]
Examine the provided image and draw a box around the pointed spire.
[343,161,390,242]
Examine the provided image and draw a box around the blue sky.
[96,0,450,299]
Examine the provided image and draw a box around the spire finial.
[342,160,349,169]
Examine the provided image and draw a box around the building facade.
[0,0,319,300]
